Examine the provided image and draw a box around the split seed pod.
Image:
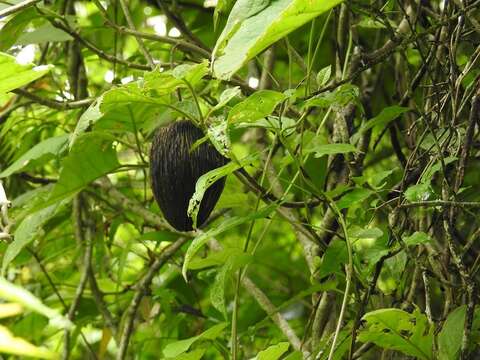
[150,120,228,231]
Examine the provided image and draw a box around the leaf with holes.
[358,308,434,360]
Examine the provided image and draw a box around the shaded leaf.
[351,106,409,143]
[305,142,357,158]
[336,188,373,210]
[0,135,69,178]
[403,231,431,247]
[2,203,60,274]
[39,133,120,211]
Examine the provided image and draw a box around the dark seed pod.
[150,120,228,231]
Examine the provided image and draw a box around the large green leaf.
[44,133,119,209]
[358,308,433,360]
[2,203,60,274]
[212,0,343,79]
[0,52,53,95]
[0,135,69,178]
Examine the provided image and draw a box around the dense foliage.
[0,0,480,359]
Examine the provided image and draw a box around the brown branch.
[0,0,41,18]
[12,89,93,110]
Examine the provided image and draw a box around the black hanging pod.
[150,120,228,231]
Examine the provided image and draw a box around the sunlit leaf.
[256,342,289,360]
[0,52,53,94]
[0,325,57,359]
[212,0,343,79]
[227,90,286,124]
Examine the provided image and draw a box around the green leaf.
[350,227,383,239]
[0,325,57,359]
[336,188,373,210]
[256,342,289,360]
[16,23,72,45]
[210,249,252,318]
[283,351,302,360]
[351,106,409,143]
[318,330,351,360]
[0,8,37,51]
[228,90,286,124]
[172,60,209,84]
[0,52,53,95]
[210,263,230,318]
[403,231,431,247]
[2,203,60,274]
[212,0,343,79]
[404,183,433,202]
[438,306,466,360]
[163,323,227,357]
[420,156,456,184]
[72,62,209,147]
[213,0,235,29]
[317,239,347,278]
[165,349,206,360]
[70,95,104,148]
[182,204,276,280]
[302,84,359,109]
[316,65,332,87]
[358,308,434,360]
[188,155,255,228]
[45,133,120,209]
[0,135,69,178]
[305,141,358,158]
[206,116,231,157]
[0,277,72,329]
